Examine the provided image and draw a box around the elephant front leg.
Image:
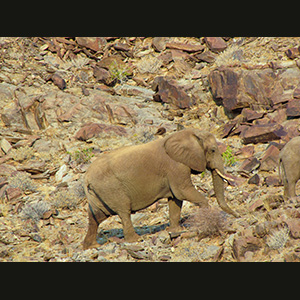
[178,185,210,208]
[168,198,183,232]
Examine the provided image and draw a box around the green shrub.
[222,146,238,166]
[68,148,94,164]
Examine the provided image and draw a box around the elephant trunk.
[212,168,240,218]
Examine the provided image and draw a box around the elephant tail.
[278,157,286,185]
[85,183,116,216]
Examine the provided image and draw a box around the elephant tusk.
[215,168,236,186]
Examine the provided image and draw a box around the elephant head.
[164,129,239,217]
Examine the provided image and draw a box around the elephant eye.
[209,147,216,154]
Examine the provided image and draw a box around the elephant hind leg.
[118,210,140,242]
[286,180,297,199]
[83,205,108,250]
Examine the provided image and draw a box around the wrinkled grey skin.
[83,129,239,249]
[279,136,300,199]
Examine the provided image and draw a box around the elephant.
[279,136,300,199]
[82,128,239,249]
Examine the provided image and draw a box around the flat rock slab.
[74,123,127,141]
[286,99,300,118]
[165,42,204,53]
[240,123,287,144]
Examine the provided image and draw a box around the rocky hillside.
[1,37,300,262]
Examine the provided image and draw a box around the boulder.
[260,144,280,171]
[75,37,107,52]
[232,235,262,262]
[285,219,300,239]
[208,66,300,117]
[240,123,287,144]
[152,76,195,109]
[208,68,239,110]
[204,37,227,53]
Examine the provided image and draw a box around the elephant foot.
[167,225,183,233]
[124,232,141,243]
[82,240,100,250]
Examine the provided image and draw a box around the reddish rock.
[113,42,130,52]
[232,235,262,261]
[249,198,264,212]
[282,119,300,141]
[285,219,300,239]
[5,187,23,201]
[269,109,287,124]
[239,157,260,173]
[260,144,280,171]
[219,120,237,138]
[74,123,127,141]
[248,174,260,185]
[75,37,107,52]
[93,66,112,85]
[152,76,195,109]
[286,99,300,118]
[152,37,167,52]
[208,68,239,110]
[240,123,287,144]
[240,70,275,109]
[57,102,83,122]
[209,67,276,113]
[51,73,66,90]
[264,176,282,187]
[235,145,255,159]
[204,37,227,53]
[269,83,292,106]
[165,42,204,53]
[193,50,217,63]
[241,108,264,122]
[157,50,173,66]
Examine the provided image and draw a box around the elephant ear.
[164,130,206,172]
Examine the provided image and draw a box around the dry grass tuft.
[266,225,290,250]
[20,200,51,221]
[184,207,228,237]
